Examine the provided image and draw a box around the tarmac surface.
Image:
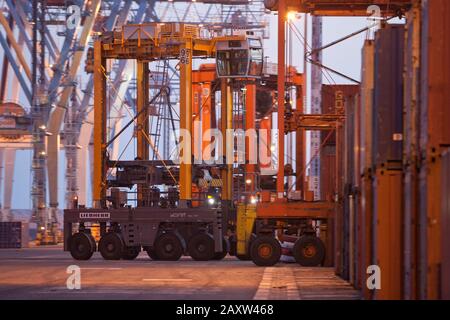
[0,246,360,300]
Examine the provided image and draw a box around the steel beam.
[93,40,107,207]
[136,61,150,205]
[276,0,286,199]
[47,0,102,209]
[4,0,32,53]
[0,11,31,81]
[0,33,31,102]
[46,0,94,111]
[245,83,257,195]
[179,41,193,205]
[76,0,145,206]
[3,149,15,215]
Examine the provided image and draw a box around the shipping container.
[334,123,345,277]
[372,24,405,167]
[416,0,450,300]
[320,145,336,202]
[402,4,421,300]
[359,174,374,300]
[420,0,450,153]
[372,169,403,300]
[340,93,363,288]
[320,86,359,276]
[359,40,375,175]
[0,222,29,249]
[341,93,357,282]
[441,148,450,300]
[358,40,376,298]
[321,84,359,146]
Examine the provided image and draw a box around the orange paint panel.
[424,0,450,150]
[373,170,403,300]
[256,201,334,219]
[442,149,450,299]
[359,174,373,300]
[425,159,442,299]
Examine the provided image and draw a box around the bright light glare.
[287,11,297,21]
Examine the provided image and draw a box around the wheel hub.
[164,243,174,252]
[258,244,272,258]
[303,245,316,258]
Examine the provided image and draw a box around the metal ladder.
[150,59,170,160]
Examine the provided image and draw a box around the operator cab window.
[216,38,263,78]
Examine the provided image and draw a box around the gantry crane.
[63,23,264,262]
[232,0,413,267]
[264,0,412,15]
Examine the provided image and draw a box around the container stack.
[349,0,450,300]
[320,85,359,270]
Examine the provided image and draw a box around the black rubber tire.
[250,235,281,267]
[146,248,160,260]
[69,232,95,260]
[122,246,141,260]
[236,254,251,261]
[188,233,215,261]
[234,233,257,261]
[229,235,237,256]
[98,232,124,260]
[213,237,230,260]
[293,235,325,267]
[154,233,184,261]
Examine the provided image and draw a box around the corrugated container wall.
[358,40,375,300]
[359,24,406,300]
[372,25,405,167]
[343,94,362,287]
[373,169,403,300]
[320,85,359,202]
[0,222,29,249]
[359,41,375,174]
[442,149,450,300]
[420,0,450,153]
[402,3,421,301]
[321,85,359,146]
[371,24,406,300]
[417,0,450,300]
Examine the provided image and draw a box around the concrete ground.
[0,246,360,300]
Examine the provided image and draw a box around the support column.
[93,40,107,208]
[179,42,193,206]
[295,85,305,193]
[77,108,93,206]
[136,61,149,205]
[3,149,15,221]
[245,82,256,195]
[311,16,323,200]
[277,0,286,200]
[221,79,233,206]
[201,83,212,161]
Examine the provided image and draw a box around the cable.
[287,129,335,193]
